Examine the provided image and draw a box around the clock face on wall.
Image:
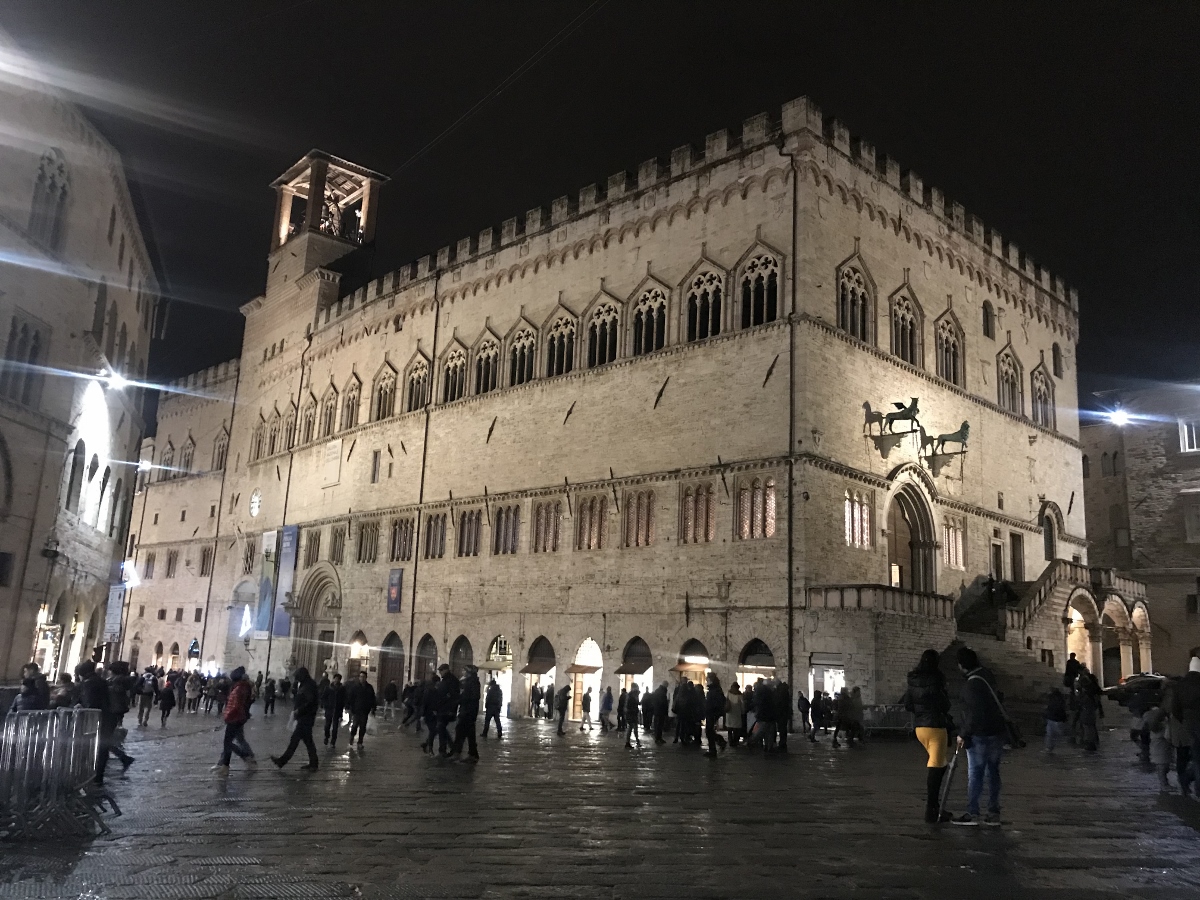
[249,489,262,517]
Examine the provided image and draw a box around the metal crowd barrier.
[861,704,915,737]
[0,708,111,840]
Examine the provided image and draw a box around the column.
[273,186,293,250]
[1119,633,1135,682]
[359,178,378,243]
[1086,623,1104,687]
[1138,635,1153,674]
[304,158,328,235]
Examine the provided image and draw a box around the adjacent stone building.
[0,28,159,681]
[121,96,1148,713]
[1081,385,1198,677]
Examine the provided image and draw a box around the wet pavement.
[2,707,1199,899]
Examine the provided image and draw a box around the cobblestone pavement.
[3,708,1200,899]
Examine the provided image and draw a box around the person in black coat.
[652,683,670,744]
[773,681,792,752]
[482,679,503,739]
[272,666,320,770]
[616,687,627,733]
[346,671,377,747]
[554,684,571,736]
[433,665,460,756]
[451,666,481,761]
[419,673,440,752]
[77,662,113,785]
[900,649,954,822]
[323,673,347,746]
[796,690,811,735]
[704,674,727,756]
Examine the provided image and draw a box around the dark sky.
[3,2,1198,398]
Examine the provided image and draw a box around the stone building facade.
[0,29,159,682]
[121,97,1146,710]
[1081,385,1199,677]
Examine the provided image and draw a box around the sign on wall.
[387,568,403,614]
[103,585,125,642]
[272,524,299,637]
[324,438,343,486]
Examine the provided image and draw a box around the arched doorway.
[293,564,341,678]
[449,635,474,677]
[378,632,405,693]
[346,630,369,680]
[520,636,556,715]
[168,642,180,670]
[129,643,140,672]
[481,635,513,716]
[1065,589,1100,679]
[568,638,603,721]
[616,636,653,693]
[886,483,936,592]
[153,641,164,668]
[736,638,775,688]
[414,633,439,680]
[672,638,710,685]
[1102,596,1134,686]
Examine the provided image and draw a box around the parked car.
[1103,673,1166,709]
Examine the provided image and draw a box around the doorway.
[672,638,710,685]
[449,635,474,678]
[520,636,556,716]
[886,484,936,592]
[414,633,439,680]
[736,638,776,689]
[568,638,603,721]
[616,636,654,694]
[378,632,405,693]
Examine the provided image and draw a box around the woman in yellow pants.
[902,649,954,822]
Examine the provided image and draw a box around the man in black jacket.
[704,674,727,756]
[773,681,792,752]
[272,666,320,771]
[953,647,1006,826]
[323,673,347,747]
[451,666,481,761]
[101,661,137,777]
[346,671,377,747]
[652,682,669,744]
[78,661,114,784]
[482,678,503,739]
[433,664,460,756]
[554,683,571,736]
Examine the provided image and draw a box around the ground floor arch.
[568,637,603,722]
[153,641,164,667]
[449,635,474,677]
[736,638,776,689]
[615,636,654,693]
[886,481,937,593]
[480,635,513,716]
[1131,603,1152,673]
[673,638,710,685]
[1065,588,1102,682]
[520,636,556,715]
[414,633,439,680]
[378,632,405,693]
[169,642,180,670]
[346,630,370,680]
[291,564,341,677]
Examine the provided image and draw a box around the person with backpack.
[78,661,114,785]
[554,683,571,736]
[953,647,1007,826]
[213,667,256,773]
[136,667,159,726]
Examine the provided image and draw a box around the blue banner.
[272,525,299,637]
[387,568,403,613]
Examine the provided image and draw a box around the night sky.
[3,2,1198,401]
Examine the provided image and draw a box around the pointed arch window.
[372,369,396,420]
[681,482,715,544]
[935,316,964,387]
[997,351,1023,415]
[406,360,430,412]
[943,517,966,569]
[282,408,296,450]
[983,301,996,340]
[1052,343,1063,378]
[837,266,871,341]
[740,254,779,328]
[320,390,338,437]
[509,329,536,386]
[532,501,562,553]
[576,495,608,550]
[1081,454,1090,479]
[266,416,280,456]
[474,339,499,394]
[442,348,467,403]
[456,509,482,557]
[300,400,316,444]
[1031,368,1055,429]
[91,279,107,337]
[624,490,656,547]
[179,440,195,475]
[0,315,46,407]
[492,504,521,555]
[1101,452,1112,476]
[212,431,229,470]
[890,292,922,367]
[423,513,447,559]
[65,439,85,512]
[844,490,872,548]
[160,442,175,480]
[686,271,723,342]
[342,379,361,429]
[632,288,667,356]
[28,148,69,252]
[736,477,776,540]
[587,303,619,368]
[546,317,575,377]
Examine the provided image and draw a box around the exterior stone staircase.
[940,635,1060,733]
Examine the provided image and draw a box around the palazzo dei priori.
[120,97,1152,714]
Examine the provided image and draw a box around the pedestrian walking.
[482,679,504,738]
[1144,705,1172,792]
[1169,651,1200,793]
[624,683,642,748]
[726,682,745,747]
[101,661,137,775]
[704,673,727,756]
[652,682,669,744]
[136,667,158,726]
[1043,688,1068,752]
[579,687,594,731]
[554,683,571,736]
[213,667,256,773]
[323,673,347,747]
[158,680,176,726]
[529,683,542,718]
[774,681,792,752]
[1163,677,1195,797]
[952,647,1006,826]
[1077,668,1103,752]
[263,678,277,715]
[78,661,114,785]
[543,682,555,720]
[420,672,440,753]
[809,689,824,741]
[598,686,614,732]
[346,670,377,747]
[616,687,627,733]
[186,671,203,713]
[433,664,461,756]
[271,667,320,771]
[796,690,811,735]
[900,649,954,823]
[451,665,481,762]
[382,680,399,719]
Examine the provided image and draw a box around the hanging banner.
[272,524,299,637]
[387,568,403,614]
[103,584,125,642]
[254,529,278,638]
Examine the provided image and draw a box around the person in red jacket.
[213,666,256,773]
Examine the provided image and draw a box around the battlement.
[346,95,1078,317]
[164,358,239,392]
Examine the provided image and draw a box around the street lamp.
[1108,409,1130,427]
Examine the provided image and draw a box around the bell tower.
[267,151,388,292]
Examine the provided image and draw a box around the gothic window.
[1052,343,1063,378]
[282,409,296,450]
[423,513,446,559]
[889,292,922,367]
[107,206,116,244]
[632,288,667,356]
[356,521,380,564]
[266,416,280,456]
[681,483,715,544]
[983,301,996,340]
[117,235,125,270]
[144,551,156,580]
[303,529,321,568]
[406,360,430,412]
[373,369,396,420]
[837,266,871,341]
[390,517,414,562]
[65,439,85,512]
[844,490,872,548]
[160,442,175,480]
[491,504,521,555]
[576,495,608,550]
[935,316,964,387]
[320,389,338,437]
[456,509,482,557]
[242,536,257,575]
[586,303,620,368]
[1031,368,1055,429]
[116,324,127,374]
[1082,454,1090,479]
[301,400,316,443]
[740,253,779,328]
[91,280,107,337]
[1101,452,1112,476]
[546,317,575,377]
[179,440,194,475]
[942,517,965,569]
[503,329,534,387]
[624,490,656,547]
[28,149,68,252]
[212,431,228,470]
[330,526,346,565]
[532,501,562,553]
[475,339,500,395]
[443,347,467,403]
[250,421,266,462]
[736,477,776,540]
[342,379,361,430]
[0,314,47,407]
[104,303,118,360]
[1042,514,1056,561]
[997,350,1023,415]
[165,550,178,579]
[686,271,723,342]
